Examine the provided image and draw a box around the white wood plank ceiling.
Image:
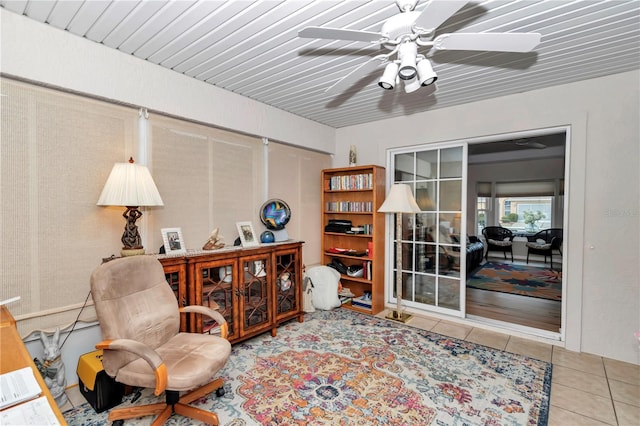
[2,0,639,128]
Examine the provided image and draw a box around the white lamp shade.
[398,42,418,80]
[404,76,421,93]
[378,183,421,213]
[378,62,399,89]
[417,59,438,86]
[97,161,164,207]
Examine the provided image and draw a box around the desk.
[0,305,67,425]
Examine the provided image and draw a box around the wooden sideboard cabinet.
[157,255,189,332]
[157,240,303,344]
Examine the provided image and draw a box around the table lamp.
[97,157,163,256]
[378,183,421,322]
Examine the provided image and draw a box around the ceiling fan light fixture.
[404,76,421,93]
[417,59,437,86]
[378,62,399,90]
[397,42,417,80]
[298,0,543,96]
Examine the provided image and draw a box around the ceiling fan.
[298,0,541,94]
[512,139,547,149]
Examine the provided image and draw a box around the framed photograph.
[161,228,186,255]
[236,221,259,247]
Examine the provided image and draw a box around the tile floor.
[60,310,639,425]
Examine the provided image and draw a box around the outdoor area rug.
[467,262,562,301]
[63,309,551,425]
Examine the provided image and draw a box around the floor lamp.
[378,183,421,323]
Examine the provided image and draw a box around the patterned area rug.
[467,262,562,301]
[63,309,551,425]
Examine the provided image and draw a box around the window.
[0,78,332,336]
[1,78,137,335]
[498,196,552,232]
[149,115,264,251]
[476,197,488,235]
[475,180,560,234]
[267,142,331,265]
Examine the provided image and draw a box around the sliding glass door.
[387,144,467,316]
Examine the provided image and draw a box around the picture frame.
[236,221,259,247]
[161,227,186,255]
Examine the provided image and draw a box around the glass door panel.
[389,145,466,316]
[416,150,438,179]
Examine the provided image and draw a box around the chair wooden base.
[107,378,224,426]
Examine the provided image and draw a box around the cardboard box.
[77,350,124,413]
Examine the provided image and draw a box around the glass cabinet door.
[274,248,300,319]
[161,262,188,332]
[239,254,272,336]
[196,259,238,340]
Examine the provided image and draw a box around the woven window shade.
[1,79,329,337]
[477,182,492,197]
[268,142,331,265]
[147,115,263,250]
[1,79,137,336]
[495,181,555,197]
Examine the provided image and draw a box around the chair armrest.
[95,339,167,396]
[181,305,229,339]
[550,236,563,248]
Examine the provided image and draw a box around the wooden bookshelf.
[321,165,386,315]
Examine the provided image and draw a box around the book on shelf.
[338,288,355,297]
[339,296,352,305]
[325,201,373,213]
[351,295,373,309]
[353,261,372,280]
[327,173,374,191]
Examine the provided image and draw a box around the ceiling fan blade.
[298,26,383,43]
[514,139,546,149]
[527,142,547,149]
[326,57,384,94]
[433,32,542,52]
[413,0,469,32]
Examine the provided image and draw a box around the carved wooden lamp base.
[121,248,145,257]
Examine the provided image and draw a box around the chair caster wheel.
[112,420,124,426]
[216,387,225,397]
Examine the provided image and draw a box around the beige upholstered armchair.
[90,256,231,425]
